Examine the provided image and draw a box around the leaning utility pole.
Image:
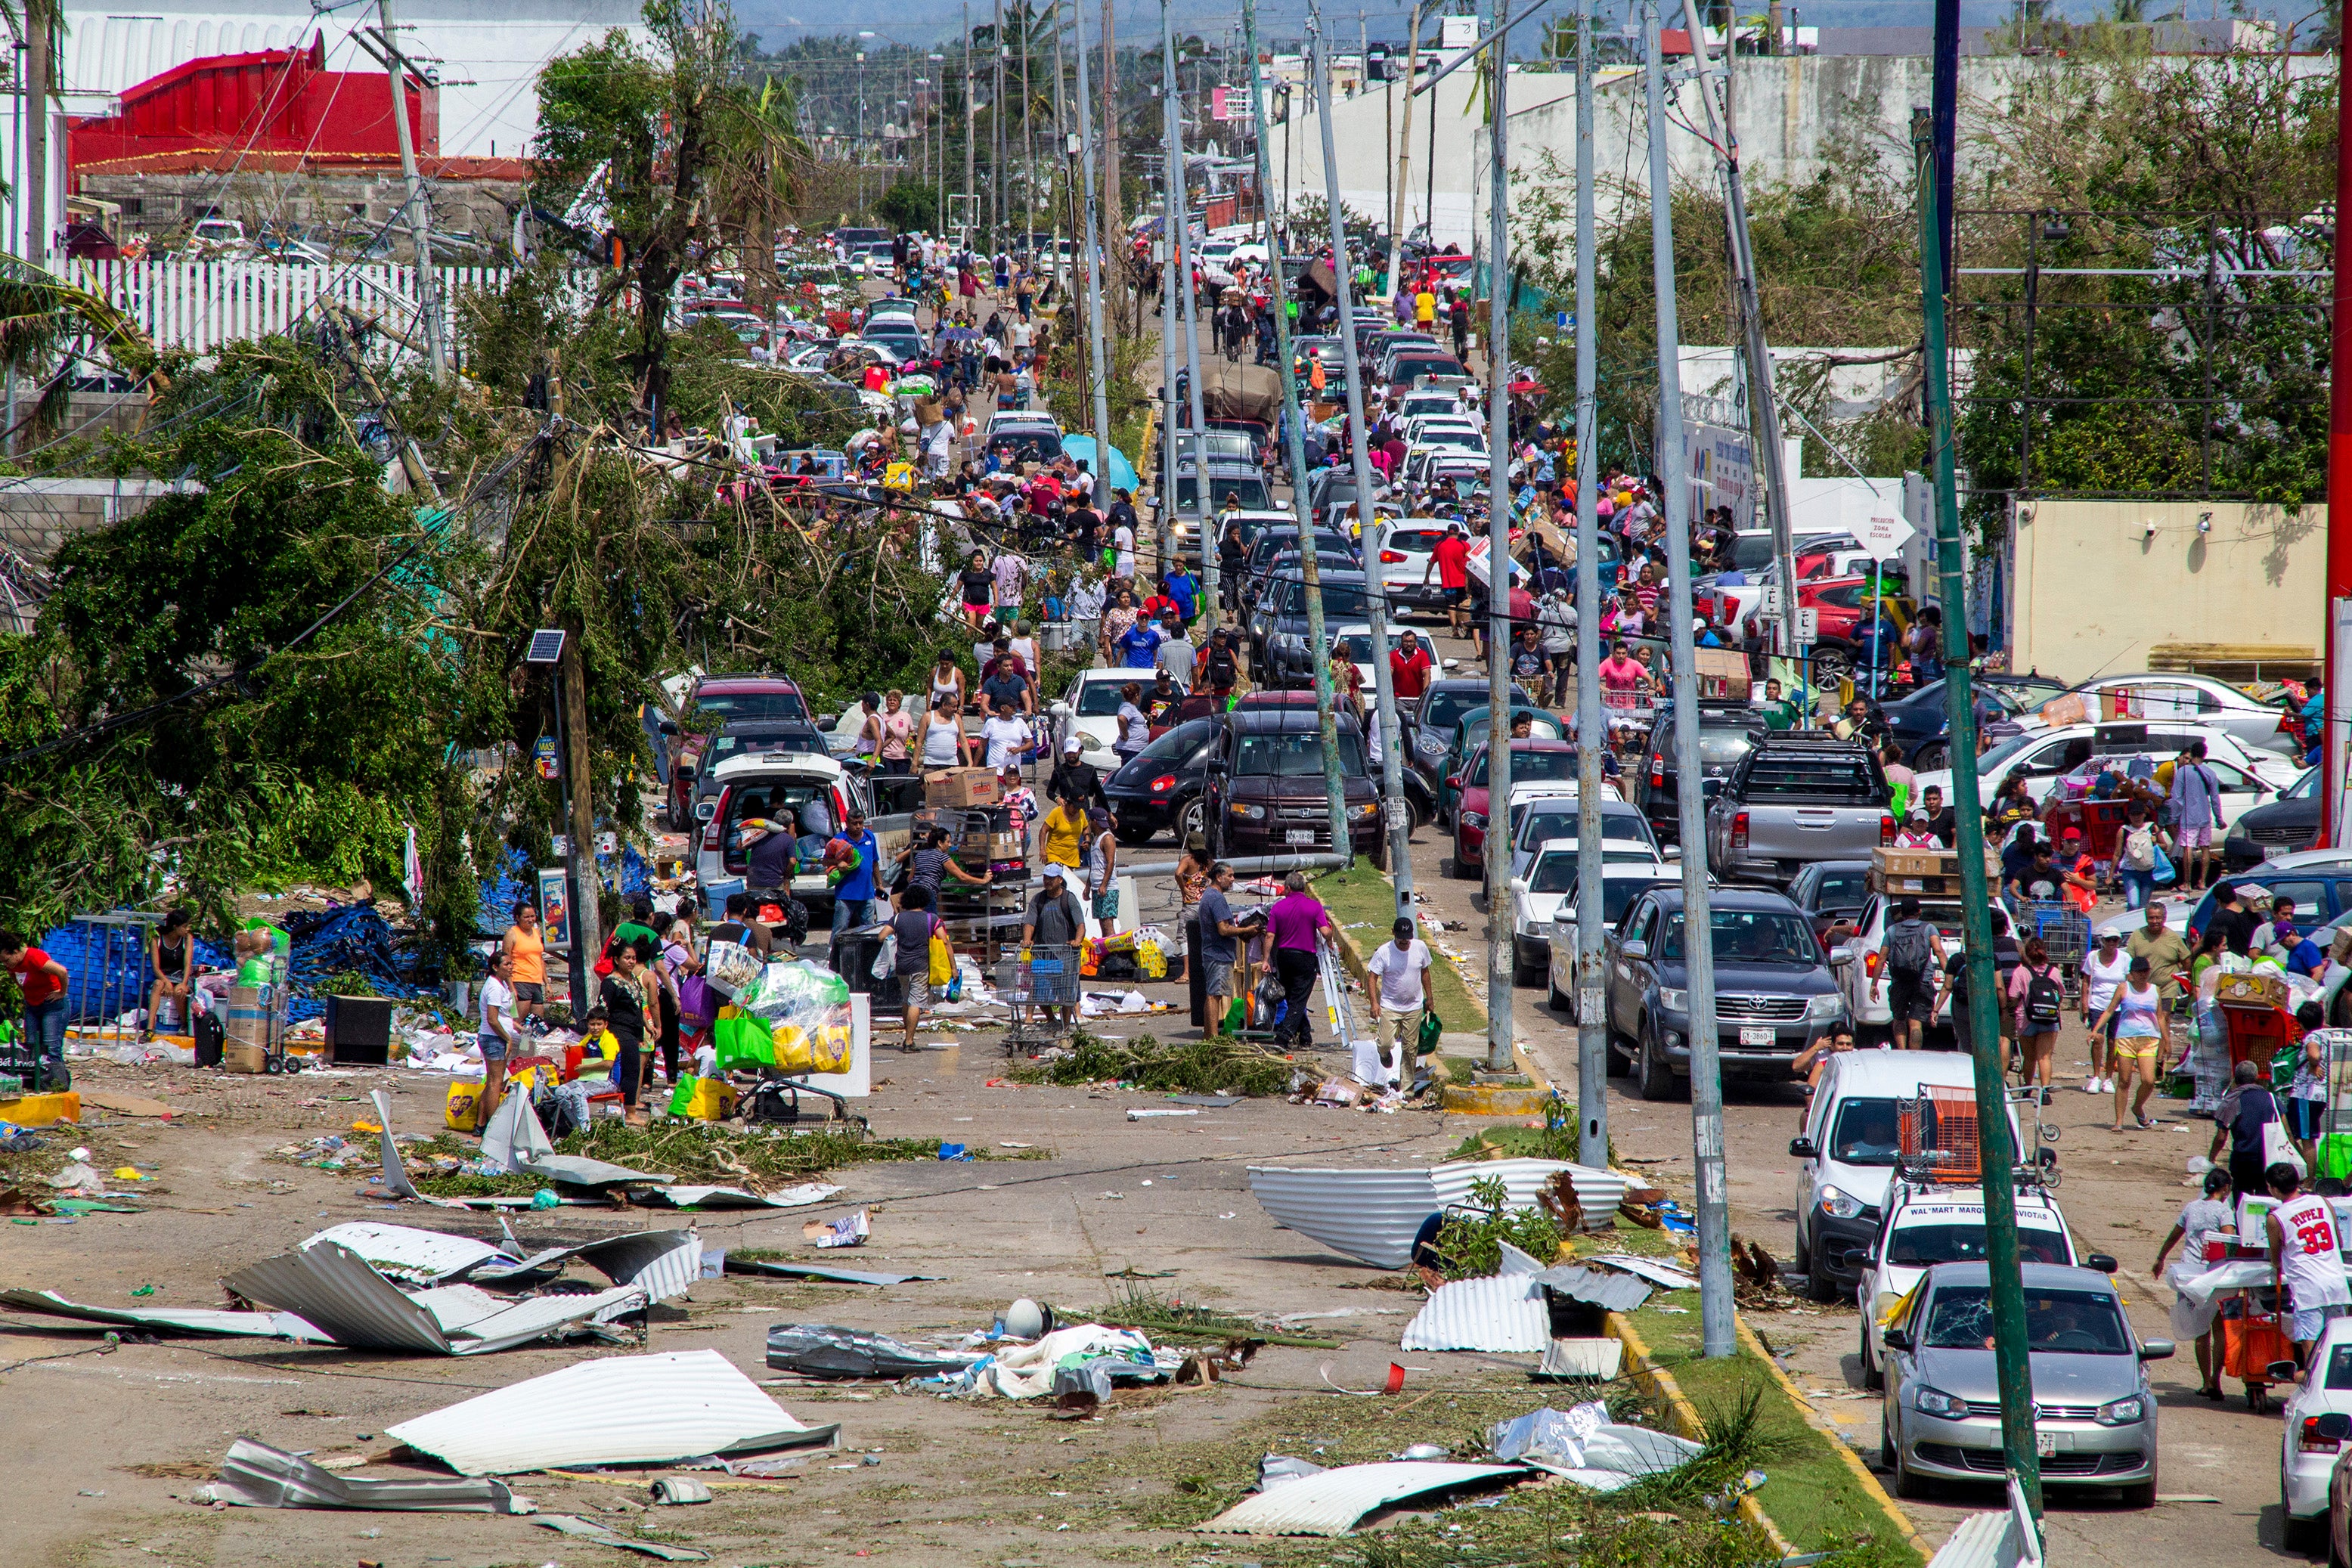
[1480,0,1514,1075]
[1248,0,1349,860]
[1315,0,1412,900]
[1074,0,1114,450]
[1163,0,1214,629]
[1645,2,1731,1359]
[376,0,446,381]
[1384,2,1423,303]
[993,0,1008,243]
[558,630,603,1012]
[1570,0,1607,1173]
[1914,102,2044,1525]
[1673,0,1795,665]
[965,4,978,248]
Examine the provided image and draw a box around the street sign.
[1554,311,1571,329]
[1859,511,1916,561]
[1759,584,1782,615]
[1796,606,1820,643]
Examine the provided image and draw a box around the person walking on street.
[2154,1166,2236,1399]
[2170,739,2226,890]
[1427,523,1473,639]
[1197,861,1256,1037]
[474,949,518,1132]
[503,901,547,1026]
[891,884,950,1053]
[2211,1058,2282,1198]
[1364,916,1433,1086]
[2081,927,2130,1096]
[828,810,881,936]
[1089,808,1121,926]
[2114,803,2170,912]
[2268,1161,2352,1371]
[2,929,70,1092]
[1882,897,1945,1051]
[2095,954,2168,1130]
[1266,870,1334,1049]
[1021,866,1086,1027]
[2010,937,2066,1097]
[916,693,971,770]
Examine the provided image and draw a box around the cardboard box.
[223,1043,270,1074]
[986,832,1024,859]
[2215,970,2292,1009]
[1874,848,1960,879]
[1867,870,1961,897]
[924,767,1002,808]
[225,985,271,1046]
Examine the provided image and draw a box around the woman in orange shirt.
[502,901,547,1025]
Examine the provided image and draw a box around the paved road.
[1361,612,2304,1566]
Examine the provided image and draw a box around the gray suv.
[1879,1260,2167,1506]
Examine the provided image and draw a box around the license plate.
[1285,829,1316,845]
[2035,1430,2065,1456]
[1739,1026,1775,1047]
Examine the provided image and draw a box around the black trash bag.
[764,1323,979,1380]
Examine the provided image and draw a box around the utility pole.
[965,4,978,249]
[1384,2,1421,302]
[1914,102,2044,1525]
[1247,0,1346,860]
[20,0,40,269]
[1074,0,1114,451]
[1163,0,1214,631]
[1481,0,1514,1075]
[993,0,1007,243]
[1673,0,1794,668]
[1102,0,1121,247]
[1315,0,1412,899]
[1571,0,1607,1173]
[2329,0,2352,850]
[558,631,603,1015]
[419,25,530,356]
[1644,2,1731,1359]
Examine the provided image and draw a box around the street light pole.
[1162,0,1213,631]
[1480,0,1514,1076]
[1570,0,1607,1172]
[1072,2,1112,453]
[1644,1,1732,1359]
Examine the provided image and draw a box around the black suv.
[1204,708,1384,864]
[1249,569,1378,686]
[1628,699,1761,844]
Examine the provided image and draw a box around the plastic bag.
[871,931,898,979]
[1417,1009,1444,1058]
[713,960,854,1076]
[927,922,953,987]
[705,939,762,999]
[2151,841,2177,886]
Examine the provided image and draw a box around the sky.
[728,0,2283,48]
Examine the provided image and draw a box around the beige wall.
[2010,499,2327,682]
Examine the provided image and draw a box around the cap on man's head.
[1042,863,1067,881]
[1062,736,1083,755]
[2062,827,2084,841]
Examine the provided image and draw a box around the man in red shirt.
[2,929,70,1091]
[1389,628,1435,700]
[1426,523,1473,639]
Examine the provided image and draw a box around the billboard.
[1684,420,1752,519]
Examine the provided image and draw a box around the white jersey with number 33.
[2276,1192,2352,1309]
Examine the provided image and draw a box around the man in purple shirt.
[1266,871,1333,1049]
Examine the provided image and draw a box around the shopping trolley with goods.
[2016,898,2091,1004]
[999,943,1079,1052]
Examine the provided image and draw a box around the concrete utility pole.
[1158,108,1178,576]
[1314,0,1412,900]
[1481,0,1514,1075]
[1914,101,2044,1526]
[1384,2,1421,302]
[2323,0,2352,849]
[558,631,603,1014]
[994,0,1007,243]
[1246,0,1347,860]
[376,0,446,381]
[1570,0,1607,1172]
[1644,2,1731,1359]
[1074,0,1114,451]
[965,4,978,249]
[1674,0,1794,665]
[20,0,41,268]
[1022,1,1037,249]
[1163,0,1213,629]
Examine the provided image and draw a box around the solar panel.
[525,629,566,666]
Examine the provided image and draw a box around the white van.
[695,749,875,916]
[1789,1050,2016,1302]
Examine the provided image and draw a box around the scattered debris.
[1488,1405,1702,1489]
[764,1324,984,1380]
[1256,1454,1328,1492]
[1399,1269,1549,1353]
[1535,1338,1626,1380]
[535,1514,711,1560]
[1528,1264,1652,1314]
[1125,1108,1199,1120]
[385,1350,838,1476]
[1196,1461,1526,1535]
[203,1439,531,1513]
[222,1242,644,1356]
[724,1256,936,1286]
[805,1210,870,1249]
[649,1477,712,1506]
[0,1288,332,1343]
[1590,1255,1700,1291]
[1247,1159,1629,1270]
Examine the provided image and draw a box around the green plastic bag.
[666,1076,700,1117]
[1416,1010,1444,1058]
[713,960,854,1074]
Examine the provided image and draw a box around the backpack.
[2120,824,2155,871]
[1885,919,1935,984]
[2023,964,2065,1031]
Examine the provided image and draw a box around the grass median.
[1312,863,1487,1033]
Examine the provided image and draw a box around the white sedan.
[1050,666,1179,772]
[1532,860,1686,1002]
[2072,672,2298,758]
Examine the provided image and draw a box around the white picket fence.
[71,259,512,360]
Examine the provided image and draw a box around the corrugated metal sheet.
[724,1257,935,1286]
[1537,1337,1627,1379]
[1927,1477,2044,1568]
[468,1230,701,1303]
[1399,1275,1550,1353]
[1196,1461,1525,1535]
[302,1223,512,1284]
[225,1241,451,1353]
[408,1283,645,1351]
[528,1153,677,1188]
[649,1183,840,1210]
[1591,1254,1701,1291]
[1430,1157,1628,1221]
[384,1349,832,1477]
[212,1438,530,1511]
[0,1288,330,1342]
[1246,1167,1443,1269]
[1529,1264,1653,1312]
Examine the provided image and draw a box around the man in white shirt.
[1113,519,1136,579]
[979,701,1034,770]
[1155,617,1198,686]
[1362,916,1434,1086]
[1010,318,1034,354]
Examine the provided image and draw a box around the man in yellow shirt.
[1040,796,1090,875]
[1414,286,1436,328]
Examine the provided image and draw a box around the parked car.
[1052,668,1179,773]
[1604,884,1848,1100]
[1878,673,2070,770]
[1532,860,1685,1002]
[1202,707,1384,863]
[1405,680,1533,788]
[1102,716,1221,844]
[1878,1261,2165,1504]
[2070,671,2298,758]
[1836,888,2016,1044]
[1910,718,2299,805]
[1854,1178,2093,1390]
[1787,858,1875,947]
[2224,766,2321,870]
[1451,737,1579,878]
[695,749,869,916]
[1703,732,1892,885]
[662,674,811,829]
[2281,1315,2352,1546]
[1628,699,1759,844]
[1251,570,1379,686]
[676,719,828,827]
[1435,705,1566,826]
[1505,796,1664,883]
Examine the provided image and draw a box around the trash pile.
[4,1218,705,1356]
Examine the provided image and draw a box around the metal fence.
[71,258,510,358]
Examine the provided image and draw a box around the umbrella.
[1060,434,1139,491]
[1508,379,1547,395]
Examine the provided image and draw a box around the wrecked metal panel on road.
[1430,1157,1628,1219]
[1528,1264,1652,1313]
[210,1439,531,1512]
[1195,1461,1526,1535]
[1244,1167,1442,1269]
[0,1288,333,1343]
[224,1241,454,1353]
[1398,1274,1550,1353]
[302,1222,514,1284]
[385,1348,834,1476]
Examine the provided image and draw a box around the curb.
[1607,1310,1795,1557]
[1734,1318,1930,1559]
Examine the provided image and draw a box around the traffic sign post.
[1860,511,1916,560]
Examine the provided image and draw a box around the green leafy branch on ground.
[1004,1030,1292,1095]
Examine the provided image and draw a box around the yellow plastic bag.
[445,1081,482,1128]
[676,1077,737,1120]
[769,1021,854,1075]
[927,925,954,987]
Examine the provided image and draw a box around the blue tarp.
[476,844,653,937]
[43,905,432,1025]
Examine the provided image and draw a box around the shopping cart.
[999,943,1079,1053]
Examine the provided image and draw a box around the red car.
[1739,576,1914,665]
[663,674,810,829]
[1449,737,1581,879]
